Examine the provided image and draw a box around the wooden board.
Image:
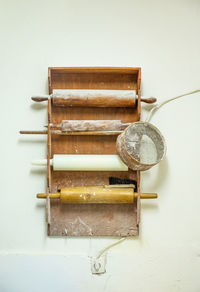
[47,67,141,236]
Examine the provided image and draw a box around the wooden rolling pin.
[48,120,129,131]
[37,185,157,204]
[31,89,156,107]
[20,120,129,135]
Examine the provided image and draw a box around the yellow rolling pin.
[37,185,157,204]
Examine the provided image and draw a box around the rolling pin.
[31,89,156,107]
[37,185,157,204]
[32,154,128,171]
[20,120,129,135]
[48,120,130,132]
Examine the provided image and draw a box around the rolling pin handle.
[31,95,49,102]
[37,193,60,199]
[140,97,157,104]
[135,193,157,199]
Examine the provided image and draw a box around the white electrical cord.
[96,237,126,259]
[145,89,200,122]
[93,88,200,270]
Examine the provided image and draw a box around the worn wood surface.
[31,95,155,105]
[46,98,51,224]
[48,67,141,236]
[52,94,137,108]
[59,120,126,131]
[38,186,157,204]
[20,130,123,136]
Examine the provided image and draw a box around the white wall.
[0,0,200,291]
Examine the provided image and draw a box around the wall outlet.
[91,255,107,274]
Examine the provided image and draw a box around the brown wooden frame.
[46,67,141,236]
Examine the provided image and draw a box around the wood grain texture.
[52,96,136,107]
[46,99,51,224]
[51,89,137,107]
[20,130,123,135]
[38,187,157,204]
[60,120,124,131]
[48,67,141,236]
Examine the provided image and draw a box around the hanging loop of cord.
[96,237,126,259]
[145,89,200,122]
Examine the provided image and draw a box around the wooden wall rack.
[45,67,141,236]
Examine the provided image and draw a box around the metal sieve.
[116,122,166,171]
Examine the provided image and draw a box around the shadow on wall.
[142,156,169,192]
[30,103,47,110]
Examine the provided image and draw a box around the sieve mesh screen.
[125,123,165,165]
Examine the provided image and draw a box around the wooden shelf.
[47,67,141,237]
